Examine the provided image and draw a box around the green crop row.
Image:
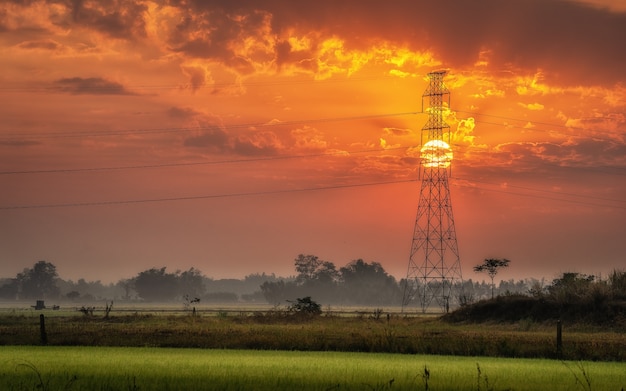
[1,346,625,390]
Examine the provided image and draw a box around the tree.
[132,267,179,302]
[116,278,134,300]
[66,290,81,301]
[292,254,340,303]
[17,261,60,299]
[473,258,510,299]
[178,267,205,299]
[547,272,595,304]
[339,259,401,305]
[260,280,298,305]
[294,254,322,285]
[608,269,626,300]
[0,278,19,300]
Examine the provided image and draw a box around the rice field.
[2,346,626,390]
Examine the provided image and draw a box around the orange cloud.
[518,102,545,111]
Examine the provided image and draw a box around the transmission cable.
[0,179,416,210]
[0,111,419,140]
[2,174,624,211]
[0,146,411,175]
[452,180,626,211]
[452,175,626,205]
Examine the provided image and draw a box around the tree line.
[0,261,275,303]
[1,258,624,308]
[260,255,402,305]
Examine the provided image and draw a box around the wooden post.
[39,314,48,345]
[556,319,562,358]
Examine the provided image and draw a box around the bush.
[287,297,322,316]
[443,283,626,326]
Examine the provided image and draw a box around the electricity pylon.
[402,70,463,313]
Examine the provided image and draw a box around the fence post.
[39,314,48,345]
[556,319,562,358]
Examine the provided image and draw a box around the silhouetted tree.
[339,259,401,305]
[473,258,510,299]
[292,254,340,303]
[17,261,60,299]
[608,270,626,300]
[547,272,595,304]
[315,261,340,285]
[132,267,179,301]
[0,278,19,300]
[116,278,134,300]
[294,254,322,285]
[66,290,81,301]
[260,280,297,305]
[179,267,205,298]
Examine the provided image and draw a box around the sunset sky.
[1,0,625,285]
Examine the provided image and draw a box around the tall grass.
[1,312,625,360]
[1,347,626,390]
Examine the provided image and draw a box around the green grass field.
[1,346,625,390]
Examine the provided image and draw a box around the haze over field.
[1,0,625,284]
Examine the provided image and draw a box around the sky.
[1,0,625,285]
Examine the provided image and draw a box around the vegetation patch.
[1,346,625,391]
[444,271,626,329]
[1,309,625,361]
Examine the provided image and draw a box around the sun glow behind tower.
[420,139,453,168]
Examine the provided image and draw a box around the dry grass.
[1,309,625,361]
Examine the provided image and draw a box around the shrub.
[287,297,322,316]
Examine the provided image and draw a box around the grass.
[1,311,625,361]
[1,346,626,390]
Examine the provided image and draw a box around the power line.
[0,111,419,140]
[2,139,624,178]
[3,107,621,147]
[452,180,626,211]
[0,146,411,175]
[0,74,399,93]
[0,179,416,210]
[456,109,604,132]
[2,174,624,211]
[453,176,626,205]
[456,110,624,144]
[1,103,624,211]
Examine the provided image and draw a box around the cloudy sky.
[1,0,625,284]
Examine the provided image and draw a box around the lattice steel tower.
[402,70,463,313]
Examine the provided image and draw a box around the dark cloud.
[567,138,626,166]
[183,127,229,151]
[494,138,626,169]
[169,0,626,86]
[0,140,41,147]
[168,106,200,119]
[233,136,280,156]
[5,0,624,86]
[183,125,282,156]
[51,77,135,95]
[69,0,148,39]
[167,7,266,74]
[9,1,623,86]
[17,39,61,50]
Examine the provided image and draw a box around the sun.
[420,139,453,168]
